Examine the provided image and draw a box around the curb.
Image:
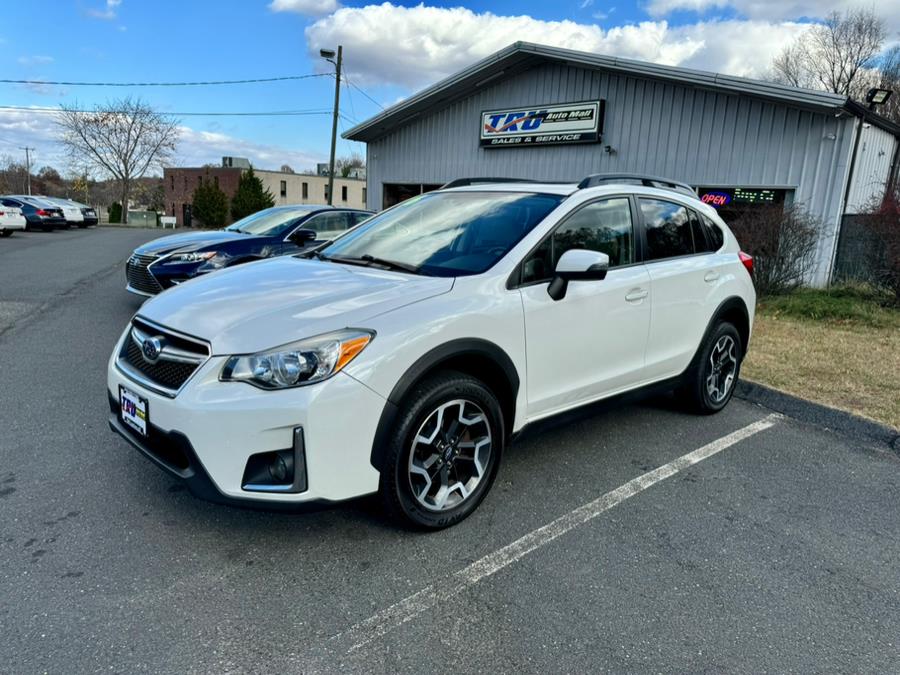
[735,380,899,452]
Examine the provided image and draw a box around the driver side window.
[521,197,634,284]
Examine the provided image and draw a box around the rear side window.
[689,210,711,253]
[639,198,694,260]
[700,213,724,251]
[521,197,634,284]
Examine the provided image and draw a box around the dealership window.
[639,198,694,260]
[522,198,634,284]
[214,176,219,188]
[696,187,789,226]
[198,175,203,186]
[280,180,287,198]
[302,182,309,200]
[170,175,174,190]
[362,187,367,204]
[324,185,329,201]
[382,183,443,209]
[341,185,348,202]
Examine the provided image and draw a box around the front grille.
[117,319,210,396]
[126,253,162,294]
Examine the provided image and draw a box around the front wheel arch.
[369,339,520,473]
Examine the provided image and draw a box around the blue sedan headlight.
[164,251,218,264]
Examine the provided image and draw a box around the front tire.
[0,230,12,238]
[680,322,742,414]
[379,371,504,529]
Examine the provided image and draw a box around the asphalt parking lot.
[1,227,899,673]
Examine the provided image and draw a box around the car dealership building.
[344,42,900,286]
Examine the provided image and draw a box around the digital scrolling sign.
[480,101,605,148]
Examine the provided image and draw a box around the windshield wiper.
[318,253,421,274]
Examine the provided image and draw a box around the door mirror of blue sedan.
[548,249,609,301]
[289,228,318,245]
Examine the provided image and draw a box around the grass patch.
[759,285,897,327]
[744,286,900,430]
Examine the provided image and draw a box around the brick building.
[164,161,368,226]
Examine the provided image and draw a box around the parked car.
[44,197,96,227]
[41,197,85,228]
[107,174,755,529]
[0,196,66,232]
[124,205,372,296]
[0,202,27,237]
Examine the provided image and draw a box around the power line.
[0,74,330,87]
[0,105,333,117]
[339,73,386,111]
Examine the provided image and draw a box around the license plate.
[119,385,149,437]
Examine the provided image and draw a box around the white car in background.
[0,203,27,237]
[108,174,756,529]
[43,197,85,228]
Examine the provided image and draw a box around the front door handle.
[625,288,648,302]
[704,271,720,283]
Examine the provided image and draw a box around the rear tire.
[379,371,504,530]
[679,322,742,414]
[0,230,12,237]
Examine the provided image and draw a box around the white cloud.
[87,0,122,20]
[17,55,54,66]
[269,0,341,17]
[580,0,594,8]
[305,3,806,89]
[644,0,900,31]
[0,108,322,176]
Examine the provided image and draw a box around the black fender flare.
[683,296,752,378]
[369,338,520,473]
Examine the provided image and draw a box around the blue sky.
[0,0,895,175]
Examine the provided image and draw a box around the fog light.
[269,455,288,482]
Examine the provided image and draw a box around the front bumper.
[107,342,385,506]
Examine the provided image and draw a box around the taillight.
[739,251,754,277]
[36,209,49,216]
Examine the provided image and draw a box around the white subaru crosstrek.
[108,175,755,529]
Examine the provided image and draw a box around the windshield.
[320,191,564,276]
[226,207,317,236]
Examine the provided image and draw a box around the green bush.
[108,202,122,224]
[230,167,274,222]
[192,179,229,228]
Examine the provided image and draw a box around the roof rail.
[440,177,565,189]
[578,173,697,197]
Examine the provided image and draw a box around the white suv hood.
[137,257,453,354]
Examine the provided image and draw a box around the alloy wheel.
[706,335,738,403]
[407,399,493,512]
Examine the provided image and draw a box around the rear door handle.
[704,271,720,283]
[625,288,648,302]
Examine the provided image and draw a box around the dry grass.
[743,299,900,430]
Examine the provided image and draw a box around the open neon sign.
[701,191,732,208]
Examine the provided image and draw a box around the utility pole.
[323,45,343,206]
[21,147,34,195]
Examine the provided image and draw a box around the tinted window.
[521,198,634,284]
[322,191,564,277]
[640,198,694,260]
[701,213,724,250]
[689,210,711,253]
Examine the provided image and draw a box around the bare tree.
[57,97,178,223]
[772,8,886,97]
[875,45,900,124]
[336,153,365,178]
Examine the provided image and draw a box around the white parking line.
[330,413,781,655]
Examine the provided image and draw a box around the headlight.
[164,251,218,264]
[220,329,374,389]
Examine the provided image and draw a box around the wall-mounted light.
[865,88,893,110]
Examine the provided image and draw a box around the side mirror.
[547,249,609,301]
[289,228,317,245]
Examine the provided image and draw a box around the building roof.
[344,41,899,143]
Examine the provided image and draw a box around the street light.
[321,46,342,206]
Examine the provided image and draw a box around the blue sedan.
[125,205,372,297]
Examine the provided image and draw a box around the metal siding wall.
[845,124,898,214]
[367,63,856,284]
